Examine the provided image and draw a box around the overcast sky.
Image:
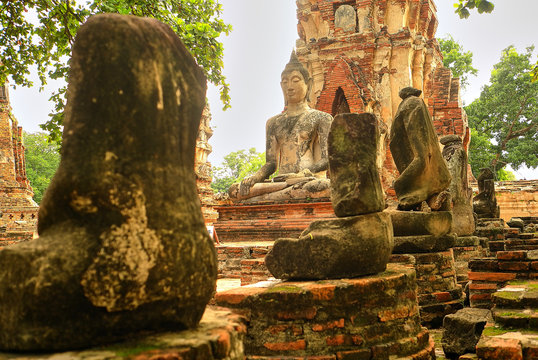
[9,0,538,179]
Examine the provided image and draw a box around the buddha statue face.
[281,70,308,106]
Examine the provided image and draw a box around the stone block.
[392,233,457,253]
[265,212,393,279]
[390,210,452,237]
[441,308,492,359]
[328,113,384,217]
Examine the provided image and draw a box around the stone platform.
[390,250,464,328]
[0,306,247,360]
[474,281,538,359]
[214,201,335,242]
[215,264,435,359]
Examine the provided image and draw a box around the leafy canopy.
[466,46,538,178]
[0,0,231,143]
[211,148,265,193]
[438,35,478,90]
[23,132,60,204]
[454,0,494,19]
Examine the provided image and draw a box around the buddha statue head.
[281,50,312,106]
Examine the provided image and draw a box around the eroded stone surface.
[389,88,451,210]
[265,212,393,279]
[0,14,216,351]
[441,135,475,236]
[473,168,500,219]
[328,113,384,216]
[390,210,452,238]
[334,4,356,32]
[442,308,492,359]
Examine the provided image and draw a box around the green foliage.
[211,148,265,193]
[23,131,60,204]
[454,0,494,19]
[0,0,231,144]
[496,168,516,181]
[438,35,478,89]
[466,46,538,178]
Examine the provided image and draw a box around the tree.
[211,148,265,193]
[454,0,494,19]
[0,1,231,143]
[466,46,538,178]
[438,35,478,90]
[23,131,60,204]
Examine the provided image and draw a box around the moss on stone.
[497,311,531,318]
[102,341,162,357]
[495,291,521,300]
[482,326,510,337]
[264,285,305,294]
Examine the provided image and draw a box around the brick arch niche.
[315,57,367,117]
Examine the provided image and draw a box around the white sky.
[9,0,538,179]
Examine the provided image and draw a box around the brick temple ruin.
[296,0,468,190]
[0,84,38,247]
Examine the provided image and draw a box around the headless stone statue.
[265,113,393,279]
[389,87,451,211]
[473,168,500,219]
[228,52,333,203]
[0,14,216,351]
[388,88,454,250]
[441,135,475,235]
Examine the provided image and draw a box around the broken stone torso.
[268,109,327,175]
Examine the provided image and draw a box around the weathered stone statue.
[473,168,500,219]
[389,87,451,211]
[265,113,393,279]
[228,52,333,203]
[0,14,216,351]
[441,135,475,236]
[389,87,454,252]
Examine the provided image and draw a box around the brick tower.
[0,83,38,245]
[295,0,468,193]
[195,104,218,226]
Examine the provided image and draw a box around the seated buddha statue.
[228,52,333,203]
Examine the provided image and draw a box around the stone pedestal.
[452,236,487,287]
[0,307,247,360]
[475,218,506,255]
[265,211,393,279]
[390,250,464,328]
[216,264,435,359]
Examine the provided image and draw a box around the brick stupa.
[0,84,38,246]
[296,0,469,193]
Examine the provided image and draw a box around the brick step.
[505,245,538,251]
[519,233,537,240]
[492,283,538,309]
[493,308,538,330]
[505,239,538,245]
[476,330,538,359]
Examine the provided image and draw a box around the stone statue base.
[216,264,435,358]
[265,211,393,279]
[392,234,457,253]
[389,210,452,237]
